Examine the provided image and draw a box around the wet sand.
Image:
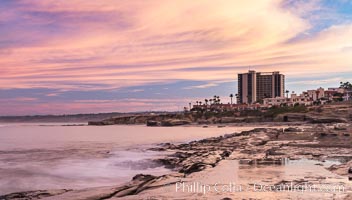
[121,159,350,200]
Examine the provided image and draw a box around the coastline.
[2,0,352,198]
[87,103,351,127]
[2,123,352,200]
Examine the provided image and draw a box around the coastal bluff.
[88,103,352,126]
[88,113,193,126]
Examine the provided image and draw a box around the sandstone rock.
[219,117,238,123]
[310,117,347,124]
[132,174,156,182]
[161,119,191,126]
[0,189,72,200]
[275,113,309,122]
[146,120,158,126]
[249,158,284,165]
[174,151,192,159]
[320,132,328,137]
[239,159,253,164]
[284,127,302,132]
[180,163,210,174]
[220,150,232,158]
[197,119,210,124]
[88,121,114,125]
[334,125,347,130]
[348,167,352,174]
[249,139,267,146]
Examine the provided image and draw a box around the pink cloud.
[2,1,350,90]
[0,1,352,114]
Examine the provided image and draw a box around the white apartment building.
[306,87,324,101]
[328,87,346,93]
[290,93,314,106]
[263,97,289,107]
[263,94,313,107]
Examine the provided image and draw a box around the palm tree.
[205,99,208,105]
[189,102,192,110]
[217,96,221,104]
[209,99,213,105]
[285,90,290,98]
[229,94,233,104]
[340,81,352,89]
[196,101,199,106]
[199,101,202,106]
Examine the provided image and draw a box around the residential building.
[343,92,351,101]
[263,97,289,107]
[263,93,313,107]
[316,87,352,102]
[328,87,345,93]
[238,70,285,104]
[290,93,314,106]
[192,103,261,111]
[325,88,346,101]
[306,87,325,101]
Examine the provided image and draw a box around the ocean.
[0,123,254,194]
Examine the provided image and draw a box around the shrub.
[264,105,307,118]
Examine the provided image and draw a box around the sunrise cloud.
[1,0,352,114]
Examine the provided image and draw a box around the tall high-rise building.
[238,70,285,104]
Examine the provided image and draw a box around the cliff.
[88,103,352,126]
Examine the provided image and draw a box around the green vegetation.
[333,93,344,102]
[285,90,290,98]
[203,110,236,119]
[340,81,352,90]
[239,109,262,117]
[264,105,307,118]
[191,104,308,120]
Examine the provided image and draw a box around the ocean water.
[0,123,255,194]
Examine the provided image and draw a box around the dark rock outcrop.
[0,189,72,200]
[349,167,352,174]
[88,121,114,125]
[160,119,191,126]
[310,117,347,124]
[146,120,158,126]
[275,113,309,122]
[284,127,302,132]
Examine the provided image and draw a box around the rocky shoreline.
[2,122,352,199]
[88,103,351,126]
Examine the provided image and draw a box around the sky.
[1,0,352,115]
